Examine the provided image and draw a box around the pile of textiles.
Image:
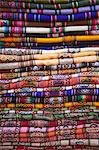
[0,0,99,150]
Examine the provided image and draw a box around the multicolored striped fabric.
[0,0,99,149]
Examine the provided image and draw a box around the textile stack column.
[0,0,99,150]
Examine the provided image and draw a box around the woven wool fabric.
[0,0,99,150]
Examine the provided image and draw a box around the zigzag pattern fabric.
[0,0,99,150]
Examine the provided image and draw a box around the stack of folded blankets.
[0,0,99,150]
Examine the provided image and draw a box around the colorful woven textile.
[0,0,99,149]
